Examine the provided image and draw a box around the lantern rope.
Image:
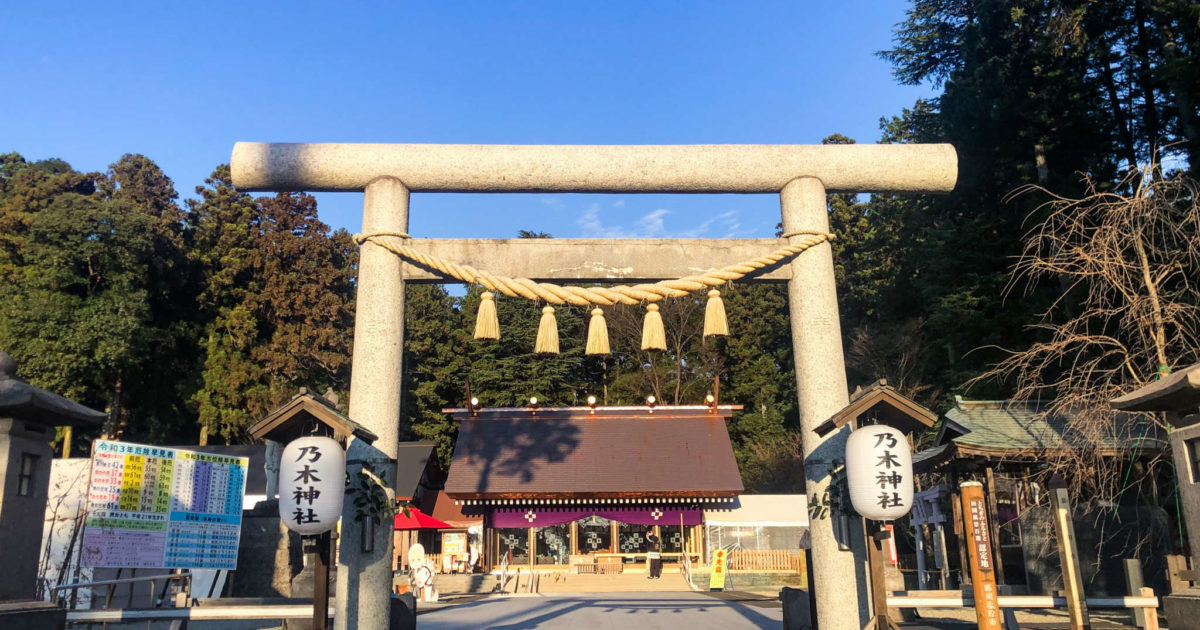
[351,231,836,306]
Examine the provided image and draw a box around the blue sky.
[2,1,931,239]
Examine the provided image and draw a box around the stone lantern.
[0,352,104,602]
[1112,364,1200,628]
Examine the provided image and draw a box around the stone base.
[0,600,66,630]
[780,587,813,630]
[1165,590,1200,630]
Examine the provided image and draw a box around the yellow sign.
[442,532,467,558]
[708,548,729,591]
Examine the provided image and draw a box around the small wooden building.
[442,405,744,573]
[913,397,1170,595]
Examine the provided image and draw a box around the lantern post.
[249,390,377,630]
[817,382,937,630]
[279,436,346,630]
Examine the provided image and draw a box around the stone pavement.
[418,591,783,629]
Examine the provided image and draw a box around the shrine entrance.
[230,141,957,630]
[491,518,693,574]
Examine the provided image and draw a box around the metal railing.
[887,588,1161,630]
[51,572,192,608]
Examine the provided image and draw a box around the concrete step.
[430,570,695,595]
[537,572,691,593]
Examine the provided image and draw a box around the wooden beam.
[396,239,793,283]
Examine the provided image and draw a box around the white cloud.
[577,204,749,239]
[635,209,670,236]
[539,196,566,210]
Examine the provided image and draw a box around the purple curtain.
[491,508,590,528]
[490,506,702,528]
[598,506,703,526]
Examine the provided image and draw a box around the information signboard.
[81,440,248,570]
[960,482,1002,630]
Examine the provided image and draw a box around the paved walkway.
[419,591,783,629]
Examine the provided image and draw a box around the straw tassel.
[703,289,729,337]
[641,303,666,350]
[534,305,559,354]
[586,307,610,355]
[473,291,499,340]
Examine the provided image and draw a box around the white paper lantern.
[845,425,913,521]
[279,436,345,535]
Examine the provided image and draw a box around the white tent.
[703,495,809,562]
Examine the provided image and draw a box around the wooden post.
[865,521,897,630]
[1125,558,1146,628]
[312,532,331,630]
[1139,587,1160,630]
[1049,482,1090,630]
[935,523,950,589]
[951,485,971,586]
[984,468,1007,585]
[960,482,1002,630]
[1166,554,1190,593]
[914,524,927,590]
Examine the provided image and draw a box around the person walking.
[647,534,663,579]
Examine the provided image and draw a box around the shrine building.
[442,404,743,573]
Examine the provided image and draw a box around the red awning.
[393,507,452,530]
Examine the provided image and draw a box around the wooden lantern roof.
[814,379,937,438]
[249,387,377,444]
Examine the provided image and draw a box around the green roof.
[940,397,1165,454]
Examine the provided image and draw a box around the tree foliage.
[190,169,357,443]
[971,167,1200,500]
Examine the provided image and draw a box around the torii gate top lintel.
[231,142,957,194]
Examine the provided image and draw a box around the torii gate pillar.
[336,177,409,630]
[783,176,870,625]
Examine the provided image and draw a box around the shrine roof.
[927,397,1164,460]
[421,489,482,528]
[443,406,743,499]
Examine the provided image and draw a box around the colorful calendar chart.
[82,441,248,570]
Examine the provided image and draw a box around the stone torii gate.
[231,142,957,630]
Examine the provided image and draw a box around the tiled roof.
[443,407,744,499]
[422,490,482,528]
[939,397,1164,454]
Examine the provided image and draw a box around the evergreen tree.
[190,169,357,443]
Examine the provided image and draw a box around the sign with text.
[82,440,248,570]
[708,548,729,591]
[961,482,1002,630]
[443,532,467,558]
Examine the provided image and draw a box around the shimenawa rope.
[353,230,834,352]
[351,231,835,307]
